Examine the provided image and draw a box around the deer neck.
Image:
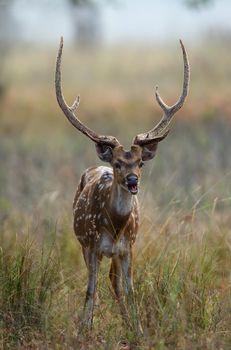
[109,181,134,219]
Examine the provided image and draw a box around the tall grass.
[0,232,60,346]
[0,40,231,348]
[0,207,230,349]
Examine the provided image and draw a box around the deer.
[55,37,190,332]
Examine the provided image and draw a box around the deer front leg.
[109,257,131,326]
[109,257,122,298]
[81,248,101,329]
[120,250,143,335]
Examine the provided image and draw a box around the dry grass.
[0,207,231,349]
[0,39,231,348]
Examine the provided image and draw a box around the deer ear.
[141,142,158,161]
[140,130,170,161]
[95,143,113,162]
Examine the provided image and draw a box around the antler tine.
[133,40,190,146]
[70,95,80,111]
[55,37,119,147]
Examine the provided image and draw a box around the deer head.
[55,37,190,195]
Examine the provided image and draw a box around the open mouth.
[125,174,139,195]
[127,183,138,195]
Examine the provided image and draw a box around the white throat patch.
[111,185,133,217]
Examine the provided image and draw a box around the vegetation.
[0,40,231,348]
[184,0,214,9]
[0,205,230,348]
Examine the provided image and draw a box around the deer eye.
[139,161,144,168]
[114,162,121,170]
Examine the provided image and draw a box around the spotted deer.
[55,37,190,331]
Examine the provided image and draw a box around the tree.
[68,0,101,47]
[184,0,214,9]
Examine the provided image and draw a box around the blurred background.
[1,0,231,231]
[1,3,231,347]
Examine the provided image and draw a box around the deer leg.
[82,246,90,267]
[83,246,100,306]
[81,248,101,329]
[120,251,143,335]
[109,257,131,325]
[109,257,122,298]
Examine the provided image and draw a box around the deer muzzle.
[126,174,139,195]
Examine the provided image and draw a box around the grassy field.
[0,40,231,349]
[1,205,231,349]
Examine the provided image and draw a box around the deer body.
[55,37,190,331]
[73,166,139,255]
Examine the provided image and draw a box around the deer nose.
[126,174,138,185]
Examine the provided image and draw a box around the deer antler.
[55,37,120,148]
[133,40,190,146]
